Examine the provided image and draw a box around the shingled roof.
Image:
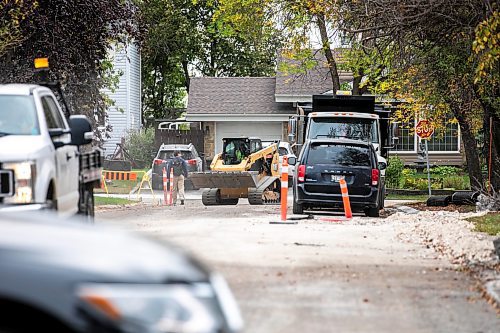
[187,77,292,115]
[275,50,353,96]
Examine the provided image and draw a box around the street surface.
[97,196,499,333]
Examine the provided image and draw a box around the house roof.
[187,77,293,115]
[275,50,353,97]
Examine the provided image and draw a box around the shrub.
[430,166,459,179]
[399,168,416,189]
[386,156,404,188]
[442,176,470,190]
[123,127,155,168]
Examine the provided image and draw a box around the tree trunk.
[182,60,190,93]
[455,113,484,190]
[316,13,340,92]
[482,104,500,192]
[352,69,363,95]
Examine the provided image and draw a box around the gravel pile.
[392,210,498,267]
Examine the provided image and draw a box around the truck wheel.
[46,184,57,210]
[85,188,95,222]
[293,200,304,214]
[365,207,380,217]
[78,187,94,223]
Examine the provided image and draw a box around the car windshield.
[278,147,288,156]
[308,117,378,143]
[0,95,40,136]
[307,143,371,167]
[159,150,193,160]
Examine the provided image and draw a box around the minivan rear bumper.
[295,184,380,210]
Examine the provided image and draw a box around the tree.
[0,0,138,142]
[139,0,282,120]
[215,0,348,92]
[338,0,498,190]
[0,0,37,56]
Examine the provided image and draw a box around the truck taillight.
[298,165,305,182]
[153,159,164,165]
[371,169,379,186]
[187,159,197,165]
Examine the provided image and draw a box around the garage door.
[215,122,283,153]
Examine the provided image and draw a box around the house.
[101,43,142,157]
[186,77,294,161]
[186,51,464,166]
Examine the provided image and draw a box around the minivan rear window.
[307,144,371,166]
[159,150,194,160]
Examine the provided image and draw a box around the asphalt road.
[97,201,499,333]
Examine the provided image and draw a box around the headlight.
[3,161,36,203]
[77,283,219,333]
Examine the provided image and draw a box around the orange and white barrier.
[163,167,168,205]
[339,178,352,218]
[280,156,288,221]
[169,167,174,205]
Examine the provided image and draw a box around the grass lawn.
[95,196,137,206]
[466,213,500,236]
[386,194,429,201]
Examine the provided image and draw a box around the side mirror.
[69,115,93,146]
[288,156,297,166]
[378,161,387,170]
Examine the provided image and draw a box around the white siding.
[102,43,141,156]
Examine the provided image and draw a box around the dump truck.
[288,93,397,167]
[189,137,281,205]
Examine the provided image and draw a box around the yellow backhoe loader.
[189,137,282,205]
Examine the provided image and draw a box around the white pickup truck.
[0,84,102,219]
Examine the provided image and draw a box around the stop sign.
[415,119,434,139]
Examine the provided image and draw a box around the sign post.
[415,120,435,197]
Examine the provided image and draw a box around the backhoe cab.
[222,137,262,165]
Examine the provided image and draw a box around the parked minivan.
[291,139,386,217]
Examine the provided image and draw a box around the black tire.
[78,186,94,223]
[84,188,95,223]
[365,207,380,217]
[45,183,57,211]
[293,199,304,214]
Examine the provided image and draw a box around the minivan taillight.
[371,169,379,186]
[298,165,305,182]
[187,159,197,165]
[153,159,164,165]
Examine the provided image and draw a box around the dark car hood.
[0,214,210,284]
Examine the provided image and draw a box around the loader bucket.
[189,172,258,189]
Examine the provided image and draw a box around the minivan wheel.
[293,200,304,214]
[365,207,380,217]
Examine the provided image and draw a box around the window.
[427,121,459,152]
[392,119,416,152]
[278,147,288,156]
[308,117,379,143]
[0,95,40,135]
[307,144,371,167]
[41,96,65,129]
